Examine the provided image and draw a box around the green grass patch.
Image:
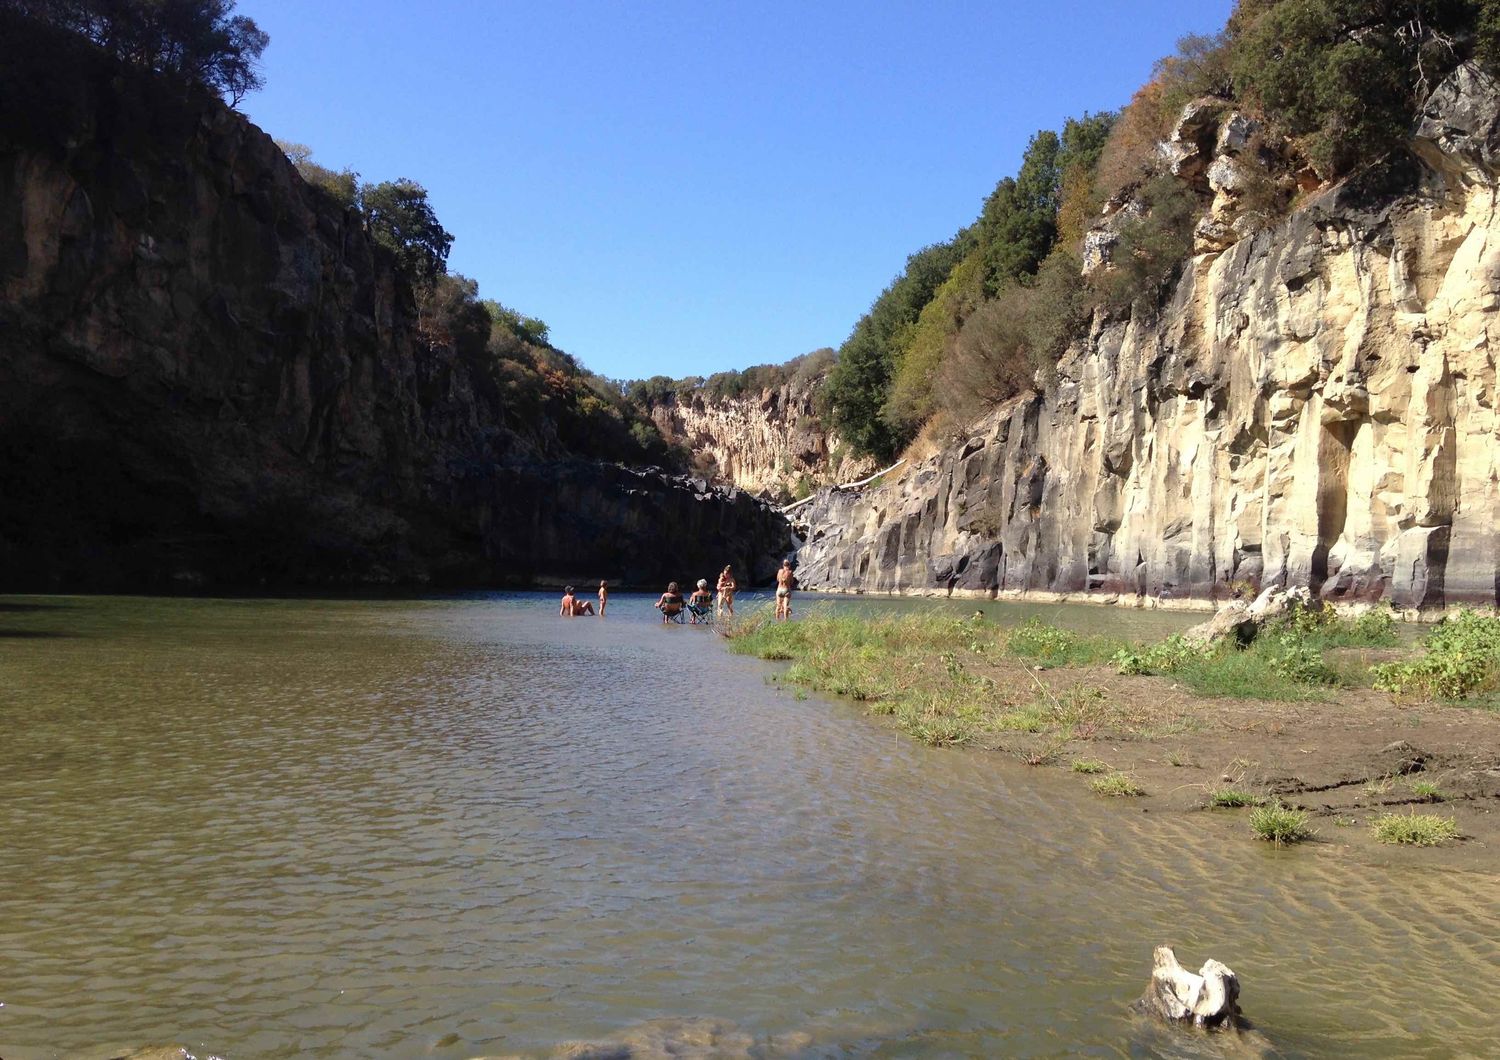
[1090,772,1144,797]
[1207,787,1259,808]
[1113,600,1408,700]
[1407,779,1445,801]
[1071,758,1109,774]
[1370,811,1460,846]
[1005,618,1129,667]
[1249,802,1313,845]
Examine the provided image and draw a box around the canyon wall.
[0,20,789,590]
[796,65,1500,612]
[650,381,875,499]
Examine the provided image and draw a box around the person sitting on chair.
[560,586,595,616]
[655,581,685,622]
[688,579,713,623]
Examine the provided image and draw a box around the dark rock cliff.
[0,18,789,591]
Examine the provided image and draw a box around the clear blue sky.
[242,0,1234,382]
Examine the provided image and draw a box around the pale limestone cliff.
[650,381,874,499]
[796,65,1500,612]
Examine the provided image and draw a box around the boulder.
[1184,601,1256,646]
[1134,945,1244,1029]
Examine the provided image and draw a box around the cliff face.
[0,21,788,590]
[650,381,875,498]
[796,65,1500,612]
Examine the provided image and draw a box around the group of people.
[557,560,798,623]
[654,565,739,624]
[559,581,608,616]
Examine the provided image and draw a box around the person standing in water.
[716,565,736,617]
[775,559,795,621]
[597,580,609,616]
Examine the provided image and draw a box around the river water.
[1,594,1496,1059]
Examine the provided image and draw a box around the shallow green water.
[0,594,1494,1058]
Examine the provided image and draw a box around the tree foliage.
[7,0,269,103]
[1226,1,1499,178]
[362,179,454,283]
[824,239,969,461]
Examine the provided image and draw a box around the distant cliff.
[0,17,788,590]
[796,66,1500,612]
[648,376,875,500]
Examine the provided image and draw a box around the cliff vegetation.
[820,0,1500,464]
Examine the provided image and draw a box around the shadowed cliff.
[0,15,789,591]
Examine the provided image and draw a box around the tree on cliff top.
[362,179,454,283]
[5,0,269,104]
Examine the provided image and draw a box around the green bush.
[1373,610,1500,699]
[1113,633,1204,675]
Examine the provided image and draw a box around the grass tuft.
[1207,787,1259,808]
[1407,778,1445,801]
[1090,772,1144,797]
[1371,811,1460,846]
[1249,802,1313,845]
[1071,758,1109,774]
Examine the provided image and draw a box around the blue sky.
[243,0,1234,382]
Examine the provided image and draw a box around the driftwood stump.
[1133,945,1244,1029]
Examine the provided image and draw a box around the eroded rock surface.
[650,382,873,499]
[797,65,1500,611]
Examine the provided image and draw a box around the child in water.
[597,580,609,616]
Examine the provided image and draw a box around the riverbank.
[728,606,1500,870]
[798,583,1471,622]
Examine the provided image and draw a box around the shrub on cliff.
[6,0,269,104]
[1227,0,1499,179]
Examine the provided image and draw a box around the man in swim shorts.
[775,559,795,621]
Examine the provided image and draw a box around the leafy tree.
[977,131,1060,295]
[7,0,269,104]
[825,238,968,460]
[275,140,359,210]
[480,299,549,347]
[362,179,453,283]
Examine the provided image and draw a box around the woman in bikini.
[716,565,736,617]
[655,581,685,623]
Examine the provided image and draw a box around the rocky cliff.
[0,19,789,590]
[649,380,875,500]
[796,65,1500,612]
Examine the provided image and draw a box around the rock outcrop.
[649,381,874,499]
[796,65,1500,612]
[0,18,789,590]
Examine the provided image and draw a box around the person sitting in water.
[716,565,736,616]
[655,581,685,622]
[560,586,595,616]
[688,579,713,622]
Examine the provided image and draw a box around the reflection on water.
[0,594,1494,1059]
